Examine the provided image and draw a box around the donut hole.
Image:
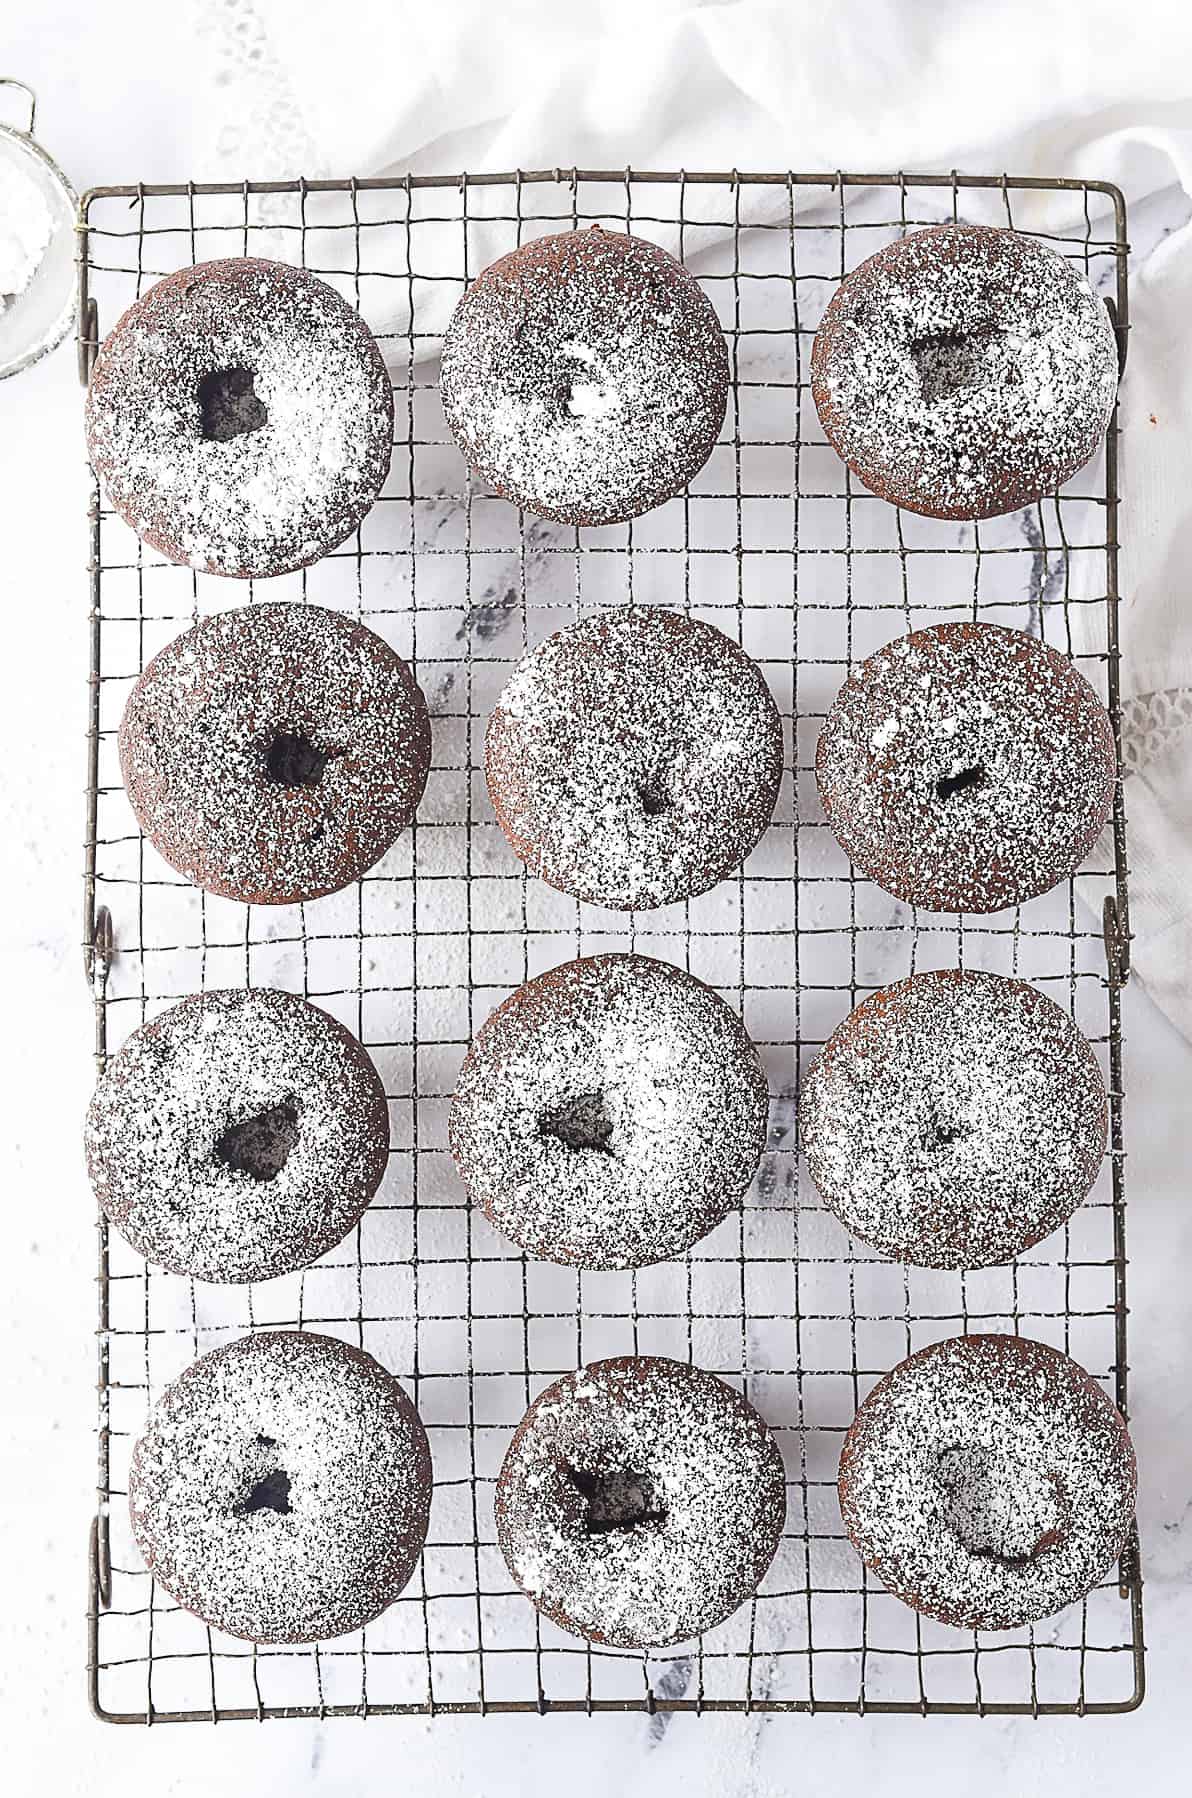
[265,732,329,789]
[910,322,1007,407]
[637,772,673,818]
[197,366,268,442]
[921,1108,969,1152]
[937,1445,1067,1566]
[233,1463,293,1518]
[565,379,620,421]
[566,1467,667,1534]
[557,375,621,423]
[554,343,621,423]
[935,763,988,803]
[539,1091,614,1155]
[215,1101,300,1183]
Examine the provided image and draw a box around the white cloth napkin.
[193,0,1192,1032]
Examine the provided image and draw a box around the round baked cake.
[495,1356,787,1647]
[85,257,394,577]
[129,1331,432,1644]
[86,988,391,1284]
[838,1334,1136,1631]
[440,226,729,526]
[815,621,1116,913]
[119,602,430,905]
[799,970,1107,1269]
[811,224,1119,519]
[450,953,770,1268]
[486,606,784,910]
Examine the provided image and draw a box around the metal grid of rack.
[80,169,1142,1721]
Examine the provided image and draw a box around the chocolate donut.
[440,227,728,526]
[486,606,784,910]
[815,621,1115,913]
[86,989,390,1284]
[799,970,1107,1269]
[495,1356,786,1648]
[119,602,430,905]
[129,1331,432,1644]
[811,225,1119,520]
[85,257,393,577]
[450,953,769,1269]
[838,1334,1136,1631]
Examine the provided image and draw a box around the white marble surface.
[2,13,1191,1794]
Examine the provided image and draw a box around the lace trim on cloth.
[1120,687,1192,775]
[191,0,324,197]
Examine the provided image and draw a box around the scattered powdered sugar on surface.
[487,606,784,910]
[812,225,1119,519]
[86,989,389,1283]
[450,953,770,1269]
[799,969,1107,1270]
[0,160,54,315]
[495,1356,786,1648]
[439,227,729,526]
[129,1331,432,1644]
[816,621,1116,913]
[119,602,430,905]
[85,258,393,577]
[839,1334,1136,1631]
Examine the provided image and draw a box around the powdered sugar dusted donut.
[86,989,390,1284]
[440,227,728,526]
[815,621,1115,913]
[486,606,784,910]
[838,1334,1135,1631]
[119,602,430,905]
[450,954,769,1269]
[811,225,1119,520]
[129,1331,432,1644]
[495,1357,786,1647]
[85,258,393,577]
[799,970,1107,1270]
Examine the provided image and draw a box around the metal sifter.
[0,77,76,379]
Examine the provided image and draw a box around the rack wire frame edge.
[78,167,1143,1723]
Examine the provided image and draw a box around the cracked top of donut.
[815,620,1115,913]
[118,602,430,905]
[799,969,1107,1269]
[495,1355,787,1647]
[86,988,390,1284]
[838,1334,1135,1631]
[128,1331,432,1644]
[440,227,729,526]
[450,953,769,1268]
[811,225,1119,520]
[486,605,784,910]
[86,257,393,577]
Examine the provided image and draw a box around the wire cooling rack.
[79,170,1142,1722]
